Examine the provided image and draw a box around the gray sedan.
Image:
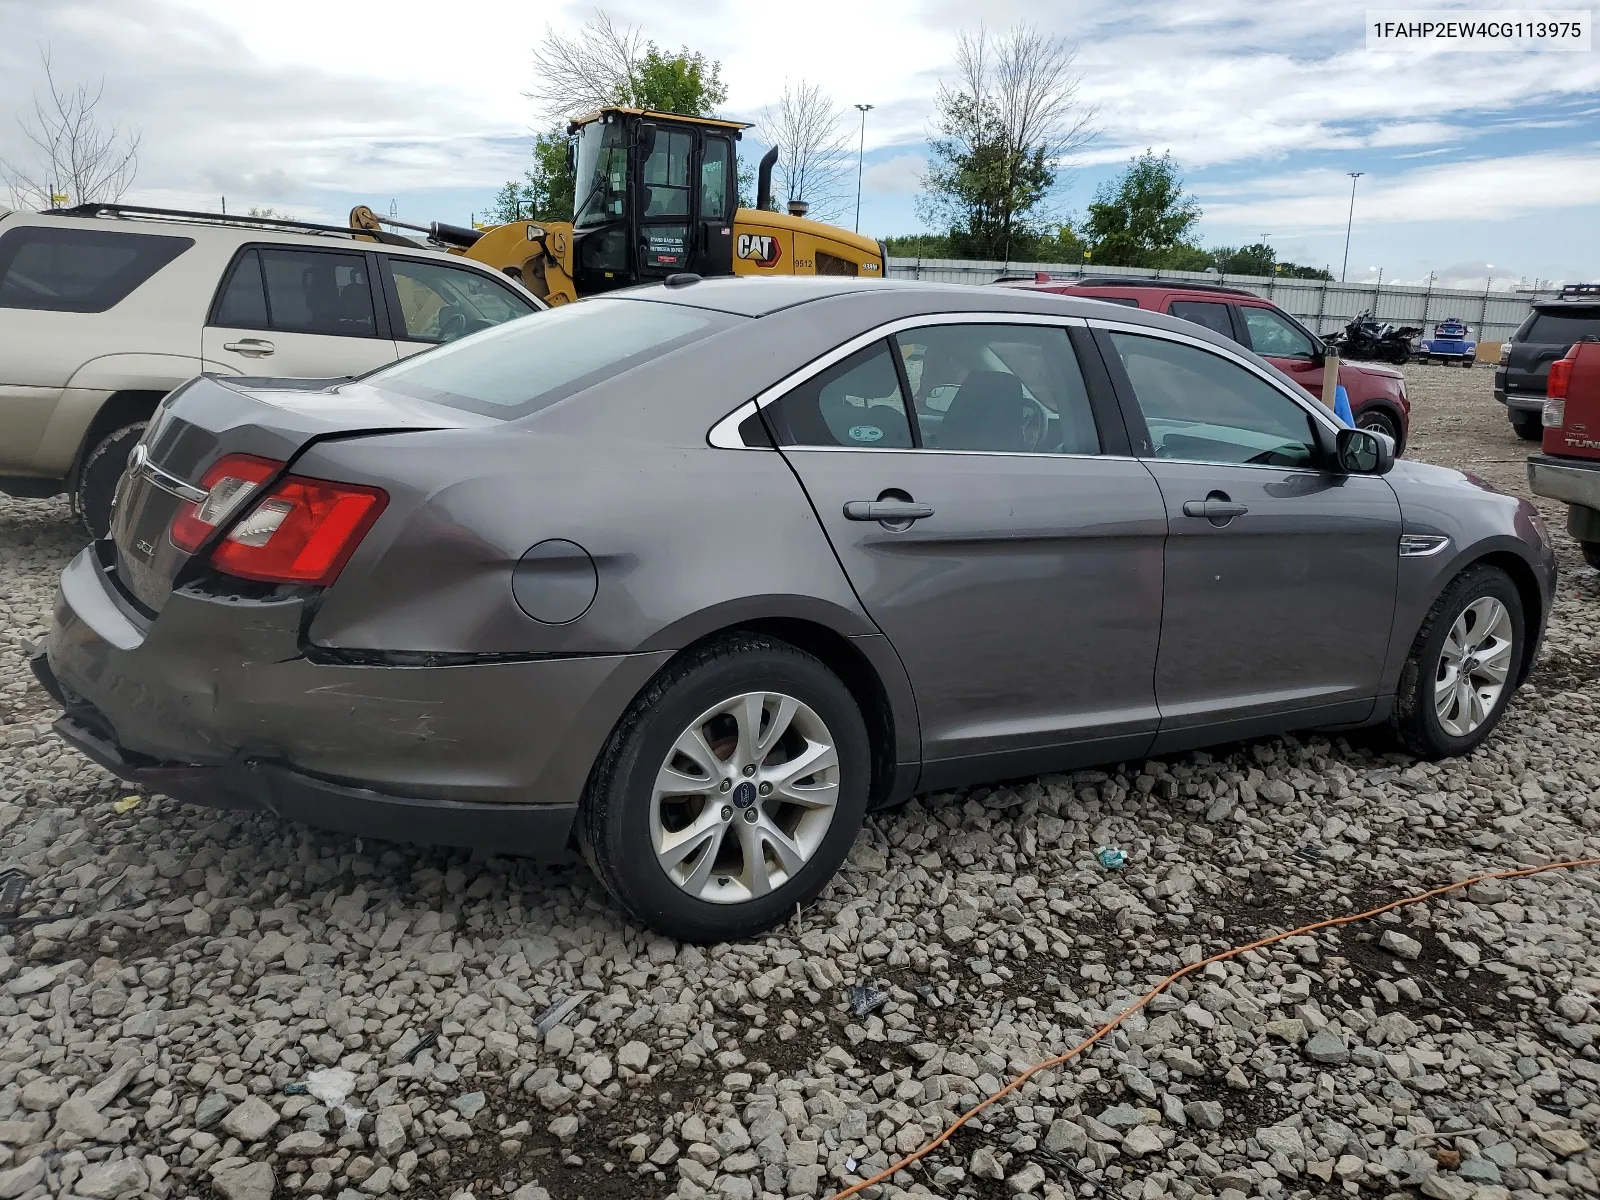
[34,277,1556,942]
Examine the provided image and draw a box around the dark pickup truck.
[1527,338,1600,570]
[1500,284,1600,440]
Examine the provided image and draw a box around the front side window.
[258,249,376,338]
[364,297,731,418]
[1169,300,1234,340]
[1241,306,1316,359]
[572,120,630,228]
[895,323,1099,455]
[1109,331,1318,468]
[764,341,914,448]
[388,258,535,343]
[0,226,192,312]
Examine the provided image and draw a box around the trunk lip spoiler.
[128,443,208,504]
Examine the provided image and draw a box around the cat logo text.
[737,234,783,268]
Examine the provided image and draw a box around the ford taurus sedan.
[33,277,1556,942]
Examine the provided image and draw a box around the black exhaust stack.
[756,147,778,212]
[429,221,482,248]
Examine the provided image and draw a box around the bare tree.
[1,48,141,211]
[920,23,1096,259]
[759,81,851,222]
[528,10,647,122]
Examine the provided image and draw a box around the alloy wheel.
[1434,597,1515,737]
[650,691,840,904]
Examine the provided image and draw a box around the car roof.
[609,275,1247,343]
[1002,278,1273,305]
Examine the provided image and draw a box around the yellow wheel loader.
[351,108,886,305]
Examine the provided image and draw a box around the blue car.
[1417,317,1477,368]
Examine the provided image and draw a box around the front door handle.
[1182,494,1249,523]
[223,339,275,357]
[844,500,934,524]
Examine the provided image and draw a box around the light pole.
[1341,172,1364,283]
[853,103,874,233]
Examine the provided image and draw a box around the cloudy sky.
[2,0,1597,287]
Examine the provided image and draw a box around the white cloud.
[863,153,925,195]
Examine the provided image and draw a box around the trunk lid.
[109,374,486,613]
[1542,342,1600,462]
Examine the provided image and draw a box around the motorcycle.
[1326,310,1422,365]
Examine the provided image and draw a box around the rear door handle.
[844,500,934,523]
[1182,496,1249,521]
[223,339,275,356]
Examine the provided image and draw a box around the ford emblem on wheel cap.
[732,781,757,809]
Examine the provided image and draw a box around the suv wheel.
[75,422,146,538]
[580,634,870,942]
[1582,542,1600,572]
[1356,408,1400,442]
[1391,564,1524,759]
[1509,411,1543,441]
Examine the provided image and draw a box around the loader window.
[701,137,732,222]
[573,120,630,228]
[643,129,693,218]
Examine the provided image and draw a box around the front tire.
[1391,564,1524,759]
[580,634,870,942]
[1357,407,1400,443]
[75,422,146,538]
[1510,411,1543,441]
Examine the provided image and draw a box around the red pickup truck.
[1527,339,1600,570]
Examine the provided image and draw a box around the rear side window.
[213,249,269,327]
[1525,310,1600,345]
[0,226,192,312]
[259,249,377,337]
[365,297,734,418]
[1169,300,1234,339]
[764,341,914,448]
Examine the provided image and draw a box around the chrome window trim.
[1085,316,1345,437]
[706,311,1089,449]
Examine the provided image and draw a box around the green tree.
[631,46,727,115]
[530,14,727,119]
[1083,151,1200,268]
[492,128,575,224]
[917,24,1095,261]
[1210,242,1276,275]
[883,233,956,257]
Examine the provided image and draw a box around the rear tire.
[1390,564,1524,760]
[1509,411,1543,441]
[579,634,870,942]
[1582,542,1600,572]
[75,422,146,538]
[1461,357,1474,369]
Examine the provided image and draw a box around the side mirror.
[1336,426,1394,475]
[1310,340,1327,366]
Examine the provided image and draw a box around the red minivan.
[997,276,1412,452]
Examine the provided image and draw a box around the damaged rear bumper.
[35,546,672,857]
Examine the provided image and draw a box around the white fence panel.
[885,257,1543,343]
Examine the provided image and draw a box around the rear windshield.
[1522,309,1600,344]
[0,225,193,312]
[362,296,738,418]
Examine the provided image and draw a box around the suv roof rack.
[46,202,406,244]
[1558,283,1600,299]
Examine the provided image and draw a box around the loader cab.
[568,108,743,296]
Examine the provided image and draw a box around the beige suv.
[0,203,542,535]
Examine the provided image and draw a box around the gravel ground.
[1,362,1597,1200]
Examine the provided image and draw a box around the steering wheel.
[439,308,470,343]
[1019,397,1053,452]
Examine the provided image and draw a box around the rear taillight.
[210,475,387,586]
[1499,341,1512,365]
[1547,354,1575,400]
[169,454,283,552]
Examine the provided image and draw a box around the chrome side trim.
[706,311,1090,450]
[128,444,208,504]
[1398,533,1451,558]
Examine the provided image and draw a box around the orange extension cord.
[827,857,1600,1200]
